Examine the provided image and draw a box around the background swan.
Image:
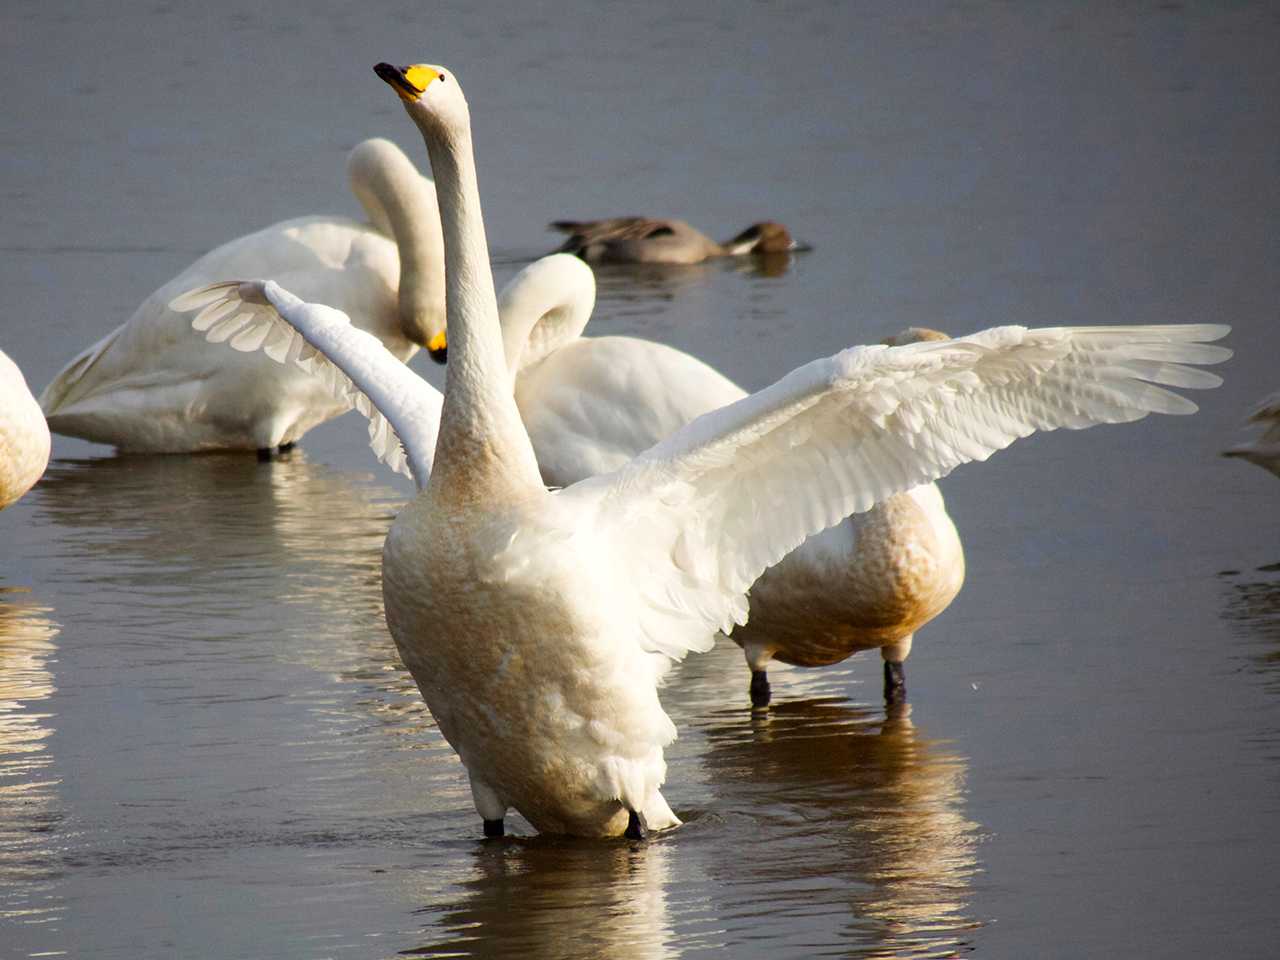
[38,138,445,455]
[506,288,965,705]
[0,349,51,510]
[1222,391,1280,478]
[174,61,1228,839]
[550,217,805,264]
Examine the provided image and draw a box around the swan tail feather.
[38,323,127,415]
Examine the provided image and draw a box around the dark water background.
[2,1,1278,956]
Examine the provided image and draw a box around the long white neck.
[347,139,446,346]
[498,255,596,374]
[416,115,542,500]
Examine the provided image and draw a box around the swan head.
[374,62,468,138]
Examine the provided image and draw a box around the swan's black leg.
[483,818,504,838]
[749,669,771,708]
[277,441,296,454]
[883,660,906,704]
[256,447,274,462]
[624,809,647,841]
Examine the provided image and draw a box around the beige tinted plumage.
[0,349,50,510]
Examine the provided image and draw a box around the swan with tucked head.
[176,61,1228,839]
[40,138,446,456]
[1,349,50,509]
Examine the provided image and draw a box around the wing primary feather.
[171,279,442,484]
[570,322,1230,665]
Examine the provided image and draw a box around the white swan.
[175,61,1229,838]
[1222,392,1280,479]
[489,262,960,706]
[39,138,445,455]
[1,349,51,509]
[507,296,965,705]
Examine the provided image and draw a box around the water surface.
[2,1,1278,957]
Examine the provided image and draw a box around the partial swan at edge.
[1,349,50,510]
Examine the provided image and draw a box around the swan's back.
[40,215,405,451]
[516,335,746,483]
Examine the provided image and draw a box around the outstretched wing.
[170,280,442,486]
[563,323,1231,660]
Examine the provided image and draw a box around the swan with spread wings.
[174,61,1229,839]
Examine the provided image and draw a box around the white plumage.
[1222,392,1280,478]
[177,62,1230,837]
[39,138,445,453]
[516,314,967,702]
[0,349,50,510]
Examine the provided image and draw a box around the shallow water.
[3,1,1279,957]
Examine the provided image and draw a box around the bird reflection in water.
[0,595,63,930]
[34,452,399,586]
[587,249,799,305]
[1219,564,1280,698]
[35,450,427,698]
[400,837,682,959]
[698,696,983,957]
[396,684,981,958]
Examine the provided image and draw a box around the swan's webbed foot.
[277,441,296,454]
[624,809,647,841]
[883,660,906,705]
[482,818,504,838]
[749,669,772,708]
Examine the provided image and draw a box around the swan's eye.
[438,73,447,83]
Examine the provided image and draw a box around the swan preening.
[1222,392,1280,478]
[38,138,445,455]
[551,217,806,264]
[0,349,50,510]
[171,61,1230,839]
